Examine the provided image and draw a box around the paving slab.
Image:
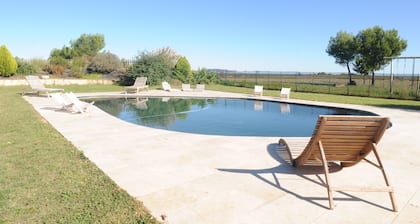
[24,90,420,224]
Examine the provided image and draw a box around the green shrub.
[71,56,89,78]
[173,56,192,83]
[16,57,36,75]
[125,51,173,86]
[46,56,69,75]
[0,45,18,76]
[29,58,48,72]
[192,68,219,84]
[87,52,121,74]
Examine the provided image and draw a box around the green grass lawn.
[0,85,159,223]
[1,83,419,223]
[206,84,420,110]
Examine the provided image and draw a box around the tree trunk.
[371,71,375,86]
[346,63,352,84]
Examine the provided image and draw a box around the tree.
[152,47,180,68]
[48,48,69,75]
[326,31,358,85]
[87,52,121,74]
[355,26,407,85]
[173,56,192,83]
[0,45,18,77]
[352,56,369,84]
[70,33,105,57]
[126,51,173,85]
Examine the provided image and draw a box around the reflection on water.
[95,97,214,128]
[94,98,375,137]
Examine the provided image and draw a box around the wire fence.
[215,71,420,100]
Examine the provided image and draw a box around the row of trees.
[48,34,121,76]
[0,33,219,85]
[326,26,407,85]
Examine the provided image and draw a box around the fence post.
[417,74,420,100]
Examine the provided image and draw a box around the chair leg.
[318,140,334,209]
[371,143,398,212]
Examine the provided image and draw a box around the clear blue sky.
[1,0,419,72]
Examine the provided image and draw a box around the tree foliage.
[326,31,358,84]
[355,26,407,85]
[15,57,37,75]
[70,34,105,57]
[71,56,89,78]
[48,33,106,76]
[87,52,121,74]
[327,26,407,86]
[0,45,18,77]
[152,47,180,68]
[126,51,174,86]
[192,68,219,84]
[173,56,192,83]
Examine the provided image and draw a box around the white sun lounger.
[50,93,73,111]
[195,84,205,92]
[280,88,291,99]
[162,81,179,91]
[63,92,95,114]
[254,85,263,96]
[182,83,192,91]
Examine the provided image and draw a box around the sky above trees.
[1,0,419,73]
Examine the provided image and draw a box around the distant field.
[217,73,420,100]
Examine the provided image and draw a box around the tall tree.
[352,56,370,84]
[0,45,18,77]
[70,34,105,57]
[173,56,192,83]
[326,31,358,84]
[355,26,407,85]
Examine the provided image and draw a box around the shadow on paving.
[218,143,393,211]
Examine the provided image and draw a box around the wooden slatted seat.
[279,115,397,212]
[125,77,148,93]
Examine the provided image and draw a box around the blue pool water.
[94,97,375,137]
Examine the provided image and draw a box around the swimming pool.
[94,97,376,137]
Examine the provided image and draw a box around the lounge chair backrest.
[25,75,45,89]
[133,77,147,87]
[280,88,291,99]
[51,93,72,107]
[294,115,389,167]
[162,81,171,91]
[64,92,94,113]
[196,84,205,91]
[182,83,191,91]
[254,85,263,96]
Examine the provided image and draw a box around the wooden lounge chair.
[23,75,64,96]
[278,115,397,212]
[254,85,263,96]
[280,87,290,99]
[125,77,148,93]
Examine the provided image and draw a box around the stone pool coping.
[24,90,420,223]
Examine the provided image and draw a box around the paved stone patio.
[24,90,420,224]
